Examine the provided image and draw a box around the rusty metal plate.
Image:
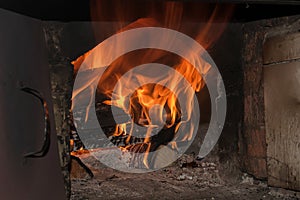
[264,32,300,191]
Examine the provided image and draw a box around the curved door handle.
[21,87,51,158]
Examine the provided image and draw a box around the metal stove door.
[0,9,66,200]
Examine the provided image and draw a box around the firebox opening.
[68,15,242,199]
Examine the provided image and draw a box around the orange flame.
[72,1,234,168]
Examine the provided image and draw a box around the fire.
[71,1,233,169]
